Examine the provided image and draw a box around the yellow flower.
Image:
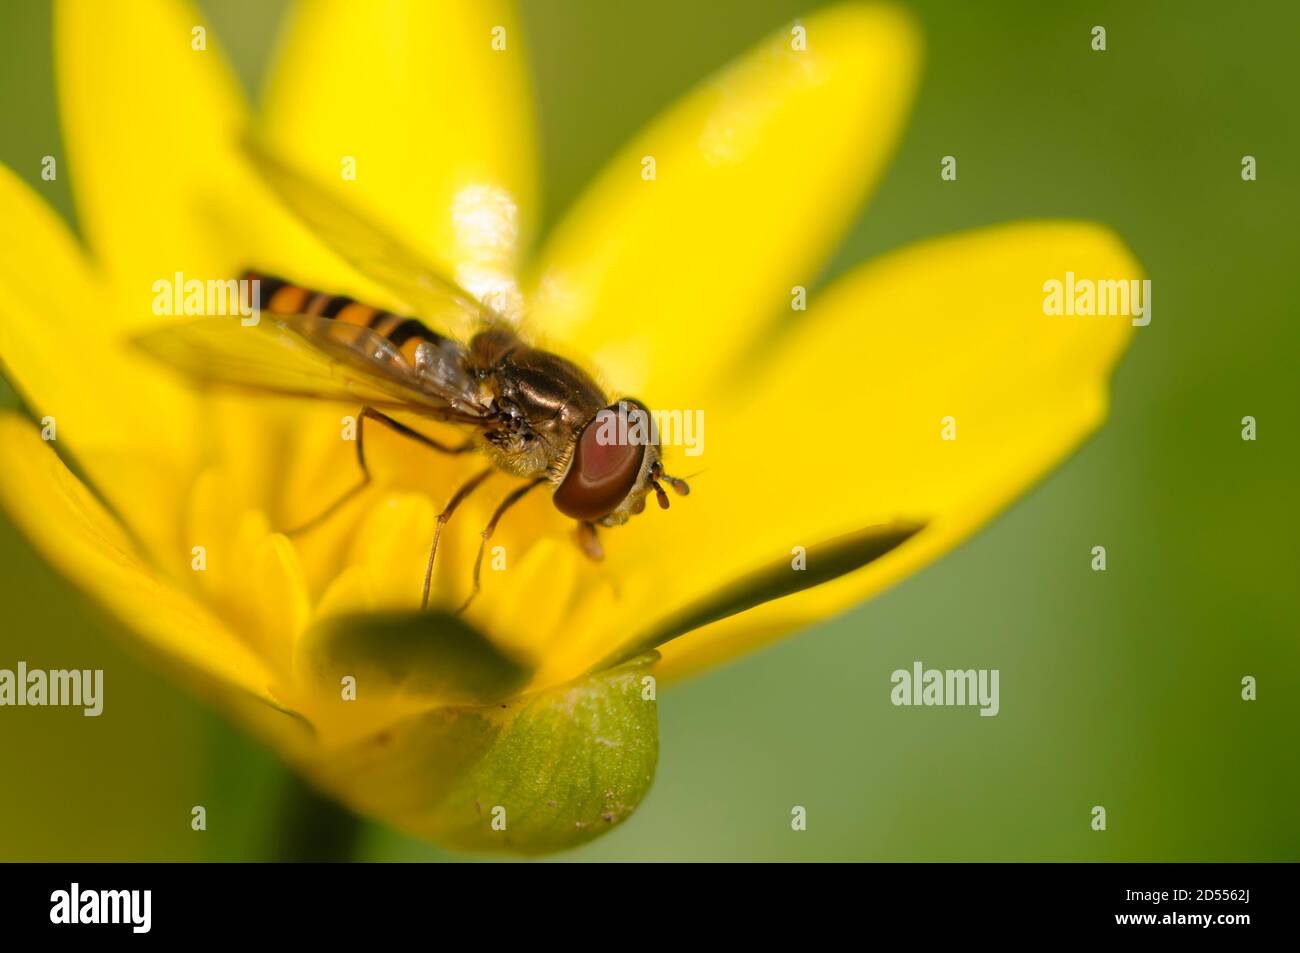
[0,0,1138,854]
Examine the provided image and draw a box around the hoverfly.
[135,142,690,610]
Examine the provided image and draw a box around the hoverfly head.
[553,398,689,526]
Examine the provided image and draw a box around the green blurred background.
[1,0,1297,861]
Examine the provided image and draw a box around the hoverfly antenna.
[662,473,691,496]
[648,462,690,510]
[651,479,671,510]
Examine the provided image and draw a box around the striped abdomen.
[243,270,447,365]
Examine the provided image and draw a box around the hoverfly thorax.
[467,328,605,478]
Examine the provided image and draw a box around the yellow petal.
[56,0,240,295]
[251,533,312,678]
[52,0,346,552]
[259,0,537,304]
[584,221,1140,681]
[482,537,577,660]
[349,492,437,612]
[0,414,280,704]
[55,0,347,318]
[0,163,106,434]
[526,2,920,404]
[0,161,201,554]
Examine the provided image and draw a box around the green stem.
[272,771,364,862]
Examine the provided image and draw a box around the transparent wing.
[133,314,494,424]
[243,137,508,335]
[281,312,486,415]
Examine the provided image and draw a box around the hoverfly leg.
[422,467,495,609]
[455,477,548,615]
[284,408,376,535]
[286,406,475,536]
[574,521,604,562]
[362,407,478,456]
[285,478,371,536]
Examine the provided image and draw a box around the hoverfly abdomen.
[241,270,453,368]
[244,269,384,326]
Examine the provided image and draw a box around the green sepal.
[314,652,660,855]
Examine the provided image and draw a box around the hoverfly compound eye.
[553,400,652,521]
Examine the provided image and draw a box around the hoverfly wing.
[279,312,487,418]
[243,137,508,336]
[133,314,493,425]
